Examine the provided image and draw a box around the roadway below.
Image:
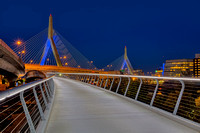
[46,77,198,133]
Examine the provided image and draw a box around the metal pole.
[124,77,131,96]
[135,78,143,100]
[83,76,86,82]
[116,77,122,93]
[20,91,36,133]
[33,87,45,120]
[87,76,91,83]
[40,84,47,107]
[93,75,96,84]
[89,76,93,84]
[46,81,52,97]
[100,76,104,87]
[96,76,100,86]
[44,82,50,101]
[84,76,87,82]
[109,77,114,91]
[104,76,109,89]
[173,80,185,115]
[150,79,159,106]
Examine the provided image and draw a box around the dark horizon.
[1,0,200,73]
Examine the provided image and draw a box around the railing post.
[173,80,185,115]
[46,81,52,97]
[83,76,86,82]
[116,77,122,93]
[40,84,48,107]
[124,77,131,96]
[104,76,109,89]
[89,76,93,84]
[100,76,104,87]
[87,76,91,83]
[33,86,45,120]
[93,75,96,84]
[150,79,159,106]
[96,76,100,86]
[109,77,114,91]
[84,76,87,82]
[20,91,36,133]
[44,82,50,101]
[135,78,143,100]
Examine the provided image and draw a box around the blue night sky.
[1,0,200,72]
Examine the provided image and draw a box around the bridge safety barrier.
[62,73,200,131]
[0,76,54,133]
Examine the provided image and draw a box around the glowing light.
[63,56,66,59]
[15,40,22,45]
[30,60,33,63]
[65,63,68,65]
[22,50,25,54]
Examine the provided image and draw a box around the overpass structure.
[0,39,24,82]
[1,73,200,133]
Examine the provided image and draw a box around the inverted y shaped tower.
[40,14,62,66]
[121,46,134,75]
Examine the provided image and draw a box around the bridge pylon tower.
[121,46,134,75]
[40,14,62,66]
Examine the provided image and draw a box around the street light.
[15,40,22,45]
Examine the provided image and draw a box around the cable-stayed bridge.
[1,15,200,133]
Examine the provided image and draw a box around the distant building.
[154,69,163,77]
[193,54,200,77]
[164,59,193,77]
[132,69,144,75]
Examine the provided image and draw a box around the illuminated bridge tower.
[121,46,134,75]
[40,14,62,66]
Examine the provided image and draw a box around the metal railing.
[62,73,200,130]
[0,76,54,133]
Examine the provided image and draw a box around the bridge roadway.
[45,77,198,133]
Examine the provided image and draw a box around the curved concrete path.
[46,77,198,133]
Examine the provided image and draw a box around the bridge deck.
[46,77,198,133]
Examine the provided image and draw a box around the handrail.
[0,76,54,101]
[0,75,55,133]
[53,73,200,82]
